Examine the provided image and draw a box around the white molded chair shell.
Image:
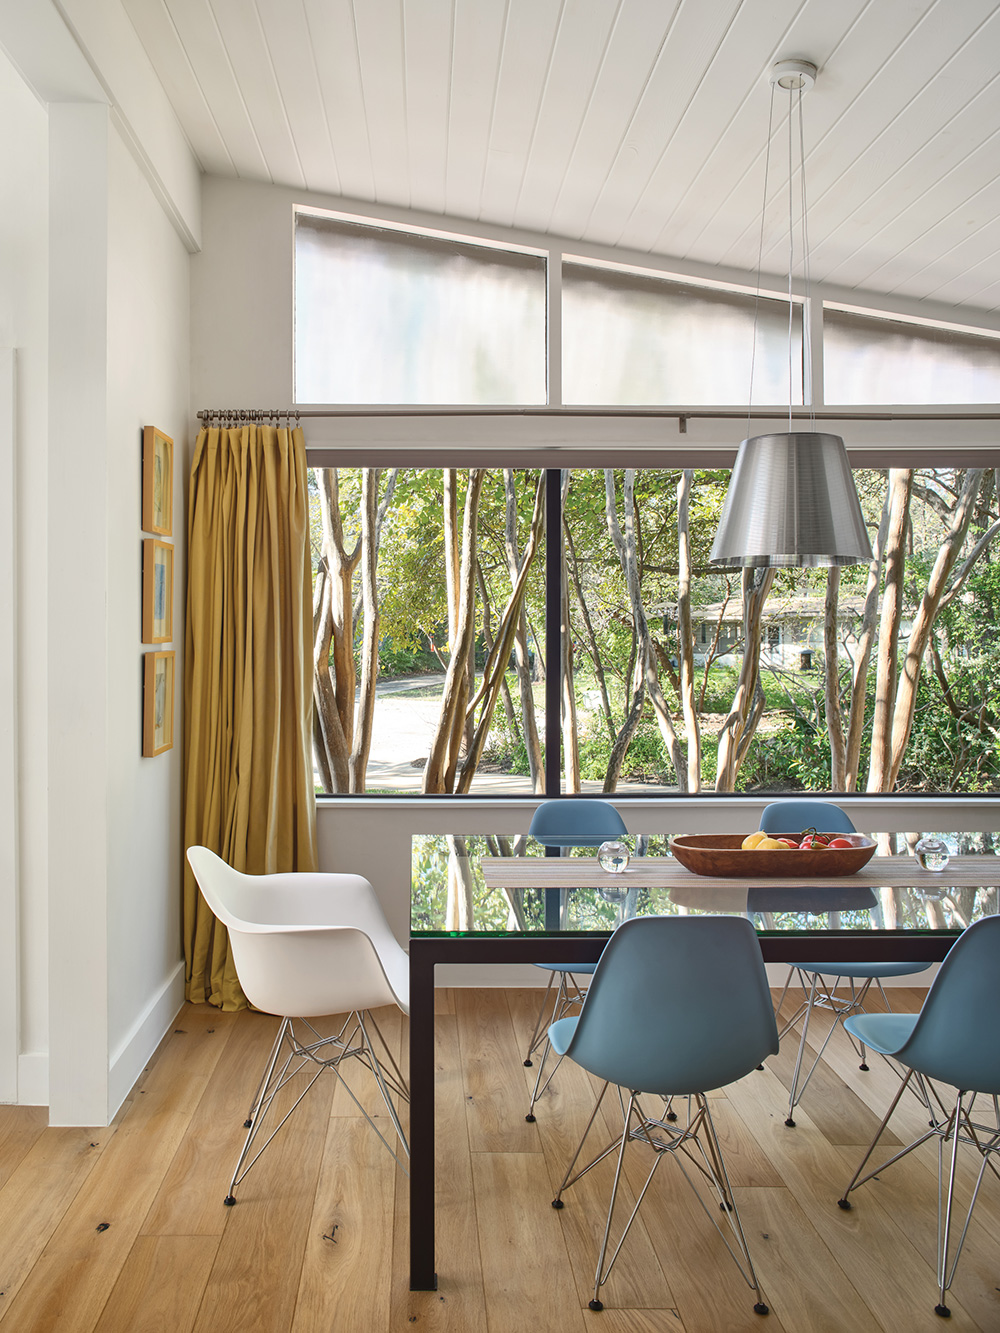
[187,846,409,1018]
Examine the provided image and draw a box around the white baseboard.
[15,1051,49,1106]
[108,960,186,1118]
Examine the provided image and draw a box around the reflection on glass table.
[410,832,1000,939]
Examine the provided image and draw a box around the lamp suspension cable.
[747,80,778,445]
[709,57,874,569]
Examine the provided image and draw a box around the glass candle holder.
[915,836,950,872]
[598,840,630,873]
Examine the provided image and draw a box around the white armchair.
[186,847,410,1201]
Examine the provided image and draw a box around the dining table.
[407,839,1000,1290]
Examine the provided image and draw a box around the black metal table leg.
[408,939,438,1290]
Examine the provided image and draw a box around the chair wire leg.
[785,972,820,1126]
[839,1069,931,1205]
[552,1082,614,1202]
[526,1041,565,1122]
[588,1092,642,1311]
[357,1011,410,1161]
[225,1021,323,1203]
[697,1096,769,1314]
[242,1018,288,1129]
[935,1094,964,1318]
[523,971,559,1067]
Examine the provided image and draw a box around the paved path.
[317,672,665,794]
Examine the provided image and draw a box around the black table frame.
[407,927,955,1290]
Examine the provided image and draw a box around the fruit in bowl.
[670,832,877,878]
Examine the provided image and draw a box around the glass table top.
[410,833,1000,939]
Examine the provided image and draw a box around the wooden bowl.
[669,832,877,879]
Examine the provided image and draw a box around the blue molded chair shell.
[839,916,1000,1316]
[550,914,778,1315]
[759,799,931,1126]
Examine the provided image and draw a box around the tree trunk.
[676,470,701,792]
[867,469,913,792]
[504,470,544,789]
[349,468,380,792]
[844,492,890,791]
[714,566,776,792]
[886,468,986,788]
[312,469,362,792]
[824,566,847,789]
[424,471,486,792]
[566,524,615,744]
[455,473,546,793]
[605,469,687,789]
[445,834,474,932]
[561,533,580,792]
[477,562,518,735]
[604,661,645,793]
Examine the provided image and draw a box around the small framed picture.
[142,426,173,535]
[143,650,175,756]
[142,538,173,643]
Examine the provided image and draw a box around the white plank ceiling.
[121,0,1000,316]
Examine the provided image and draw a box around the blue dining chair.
[549,914,778,1315]
[759,799,932,1126]
[837,915,1000,1318]
[523,798,628,1122]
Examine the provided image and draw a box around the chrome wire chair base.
[552,1083,768,1316]
[777,967,891,1126]
[838,1070,1000,1317]
[524,970,590,1121]
[225,1010,410,1204]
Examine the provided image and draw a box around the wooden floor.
[0,986,998,1332]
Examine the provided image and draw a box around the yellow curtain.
[183,424,318,1009]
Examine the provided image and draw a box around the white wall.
[46,105,191,1125]
[0,47,50,1104]
[0,26,194,1118]
[104,126,189,1115]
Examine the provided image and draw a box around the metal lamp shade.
[710,432,873,568]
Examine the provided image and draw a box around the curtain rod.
[197,406,1000,424]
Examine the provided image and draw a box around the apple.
[776,837,798,849]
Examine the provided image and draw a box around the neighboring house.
[661,596,908,670]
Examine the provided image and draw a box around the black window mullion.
[544,469,563,798]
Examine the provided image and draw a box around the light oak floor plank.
[92,1235,219,1333]
[390,1011,488,1332]
[1,988,998,1332]
[455,989,539,1154]
[470,1152,590,1333]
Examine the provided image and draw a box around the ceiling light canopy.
[710,59,873,570]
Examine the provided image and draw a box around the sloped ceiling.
[121,0,1000,317]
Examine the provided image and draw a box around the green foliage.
[312,463,1000,796]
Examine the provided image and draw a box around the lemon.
[741,831,768,850]
[755,837,786,851]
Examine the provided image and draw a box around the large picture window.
[310,464,1000,799]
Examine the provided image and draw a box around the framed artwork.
[143,650,175,756]
[142,426,173,535]
[142,538,173,643]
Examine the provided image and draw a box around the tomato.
[776,837,798,849]
[828,837,854,848]
[799,835,828,849]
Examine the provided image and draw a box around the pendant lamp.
[710,60,873,569]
